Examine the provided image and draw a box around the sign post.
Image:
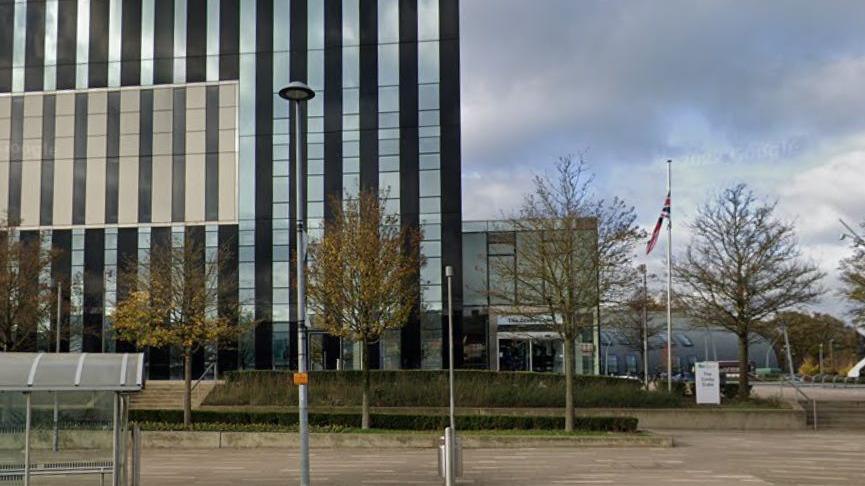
[695,361,720,405]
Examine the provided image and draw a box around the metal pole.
[782,324,795,380]
[24,392,31,486]
[112,393,121,486]
[665,160,673,392]
[53,286,61,452]
[445,265,456,486]
[295,98,310,486]
[819,343,823,375]
[640,265,648,388]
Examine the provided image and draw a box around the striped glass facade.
[0,0,463,376]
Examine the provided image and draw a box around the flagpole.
[666,160,673,392]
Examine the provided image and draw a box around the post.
[819,343,823,375]
[112,392,121,486]
[782,324,795,380]
[24,392,31,486]
[295,97,310,486]
[445,265,456,486]
[665,160,673,392]
[639,264,648,388]
[53,286,61,452]
[132,423,142,486]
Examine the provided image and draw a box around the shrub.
[129,409,638,432]
[204,370,678,408]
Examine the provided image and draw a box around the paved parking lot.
[142,430,865,485]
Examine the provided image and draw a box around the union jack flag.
[646,191,670,255]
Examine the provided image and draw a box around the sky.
[458,0,865,319]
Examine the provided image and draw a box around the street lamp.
[278,81,315,486]
[839,218,865,247]
[444,265,457,486]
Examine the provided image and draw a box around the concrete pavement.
[140,430,865,485]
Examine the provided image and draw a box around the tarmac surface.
[140,430,865,485]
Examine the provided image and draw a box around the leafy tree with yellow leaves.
[113,237,248,428]
[307,190,423,429]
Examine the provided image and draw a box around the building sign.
[497,315,560,327]
[695,361,720,405]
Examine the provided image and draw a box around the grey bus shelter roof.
[0,352,144,392]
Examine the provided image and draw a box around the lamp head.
[279,81,315,102]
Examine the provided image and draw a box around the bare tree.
[488,155,645,431]
[307,190,423,429]
[675,184,824,398]
[0,219,55,351]
[840,220,865,329]
[113,237,248,428]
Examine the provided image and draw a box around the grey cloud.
[460,0,865,172]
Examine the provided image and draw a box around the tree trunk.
[737,333,750,400]
[563,337,575,432]
[361,338,371,429]
[183,350,193,429]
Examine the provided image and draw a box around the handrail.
[191,362,216,393]
[782,377,817,430]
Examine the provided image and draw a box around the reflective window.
[173,0,187,82]
[419,170,440,197]
[378,44,399,86]
[379,156,399,172]
[379,172,400,195]
[308,50,324,90]
[343,88,359,113]
[419,110,440,127]
[419,197,440,214]
[462,233,488,306]
[420,153,440,170]
[377,0,400,43]
[418,41,439,84]
[343,47,360,88]
[379,139,399,156]
[379,112,400,128]
[342,0,360,46]
[419,84,439,110]
[308,175,324,201]
[75,0,90,88]
[207,0,221,81]
[379,86,399,113]
[421,240,441,257]
[141,0,154,84]
[418,0,439,41]
[307,0,324,50]
[419,137,440,154]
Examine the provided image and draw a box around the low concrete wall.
[142,431,672,449]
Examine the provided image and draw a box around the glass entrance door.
[531,340,559,372]
[498,339,529,371]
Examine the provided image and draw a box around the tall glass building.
[0,0,463,378]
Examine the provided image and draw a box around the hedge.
[204,370,680,409]
[130,409,638,433]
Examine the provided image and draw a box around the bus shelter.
[0,353,144,486]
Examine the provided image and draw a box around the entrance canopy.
[0,352,144,393]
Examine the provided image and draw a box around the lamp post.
[839,218,865,248]
[278,81,315,486]
[638,265,649,388]
[444,265,457,486]
[819,343,824,375]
